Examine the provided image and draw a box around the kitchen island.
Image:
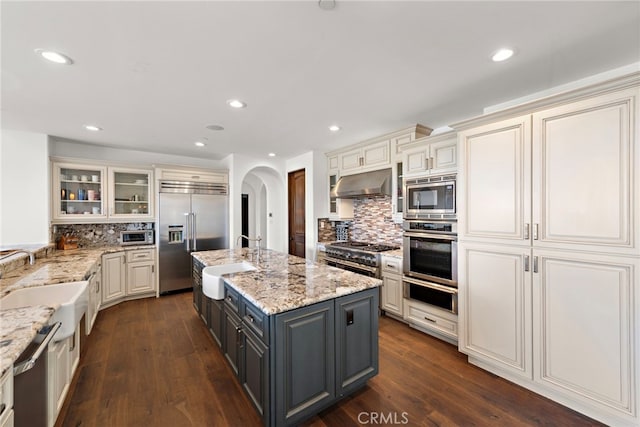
[192,248,381,427]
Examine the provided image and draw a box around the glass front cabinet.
[108,167,154,220]
[52,162,154,223]
[53,163,107,222]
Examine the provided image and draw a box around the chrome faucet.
[236,235,263,261]
[0,250,35,265]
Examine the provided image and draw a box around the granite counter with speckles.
[192,248,382,315]
[0,245,155,376]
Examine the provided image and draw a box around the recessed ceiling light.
[227,99,246,109]
[194,141,206,147]
[329,125,341,132]
[268,152,276,157]
[206,124,225,131]
[492,48,514,62]
[35,49,73,65]
[318,0,336,11]
[84,124,102,132]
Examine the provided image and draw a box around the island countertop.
[192,248,382,315]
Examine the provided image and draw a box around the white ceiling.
[2,1,639,161]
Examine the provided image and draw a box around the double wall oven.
[403,174,458,313]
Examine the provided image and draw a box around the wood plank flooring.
[56,292,603,427]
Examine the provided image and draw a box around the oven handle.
[403,231,457,241]
[402,276,458,294]
[325,256,378,274]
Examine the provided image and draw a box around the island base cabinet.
[275,300,336,427]
[208,298,223,348]
[223,310,242,377]
[335,289,379,397]
[241,327,269,425]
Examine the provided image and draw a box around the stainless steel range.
[324,241,399,278]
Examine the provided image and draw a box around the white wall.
[0,130,50,245]
[286,150,327,260]
[227,154,287,253]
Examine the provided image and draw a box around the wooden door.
[288,169,306,257]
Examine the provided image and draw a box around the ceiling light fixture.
[194,141,206,147]
[227,99,246,109]
[492,48,514,62]
[318,0,336,11]
[329,125,341,132]
[84,124,102,132]
[35,49,73,65]
[206,124,225,131]
[268,152,276,157]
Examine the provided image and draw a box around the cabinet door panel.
[208,299,223,348]
[223,311,241,377]
[102,253,126,304]
[339,149,362,172]
[533,251,636,415]
[431,139,457,173]
[126,262,154,294]
[381,275,403,316]
[459,116,531,243]
[362,140,390,168]
[533,89,635,251]
[275,300,335,426]
[458,243,532,379]
[335,288,379,396]
[404,149,427,175]
[241,328,269,423]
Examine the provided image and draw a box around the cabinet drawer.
[381,257,402,275]
[405,301,457,339]
[224,283,240,314]
[243,300,269,345]
[126,249,154,262]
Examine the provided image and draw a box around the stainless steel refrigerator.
[159,180,229,294]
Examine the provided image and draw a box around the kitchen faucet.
[0,250,35,265]
[236,235,263,261]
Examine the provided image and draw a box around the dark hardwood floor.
[56,292,602,427]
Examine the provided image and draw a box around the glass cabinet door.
[109,167,153,219]
[54,164,107,221]
[329,173,338,215]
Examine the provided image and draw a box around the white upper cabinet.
[108,167,154,220]
[532,89,636,253]
[402,132,458,178]
[339,140,390,175]
[458,116,531,245]
[52,160,154,223]
[52,162,108,222]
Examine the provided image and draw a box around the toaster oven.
[120,230,154,246]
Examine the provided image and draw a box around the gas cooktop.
[327,241,399,253]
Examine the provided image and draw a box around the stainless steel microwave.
[404,174,456,219]
[120,230,154,246]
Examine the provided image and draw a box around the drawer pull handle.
[424,316,436,323]
[247,314,255,323]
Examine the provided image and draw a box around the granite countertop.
[192,248,382,315]
[382,249,403,259]
[0,244,155,376]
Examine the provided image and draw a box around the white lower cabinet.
[459,241,639,426]
[380,255,403,318]
[126,249,155,295]
[48,338,69,427]
[0,367,13,427]
[102,252,126,305]
[102,249,156,307]
[404,299,458,344]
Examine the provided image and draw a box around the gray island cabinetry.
[192,249,380,427]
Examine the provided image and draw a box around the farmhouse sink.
[0,281,89,342]
[203,262,257,300]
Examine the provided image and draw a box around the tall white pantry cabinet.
[454,74,640,427]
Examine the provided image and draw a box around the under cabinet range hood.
[331,168,392,198]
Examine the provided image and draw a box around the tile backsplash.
[51,223,154,248]
[318,195,402,246]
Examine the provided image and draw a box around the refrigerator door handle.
[192,213,197,251]
[184,213,191,252]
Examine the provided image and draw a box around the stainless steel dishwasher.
[13,322,60,427]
